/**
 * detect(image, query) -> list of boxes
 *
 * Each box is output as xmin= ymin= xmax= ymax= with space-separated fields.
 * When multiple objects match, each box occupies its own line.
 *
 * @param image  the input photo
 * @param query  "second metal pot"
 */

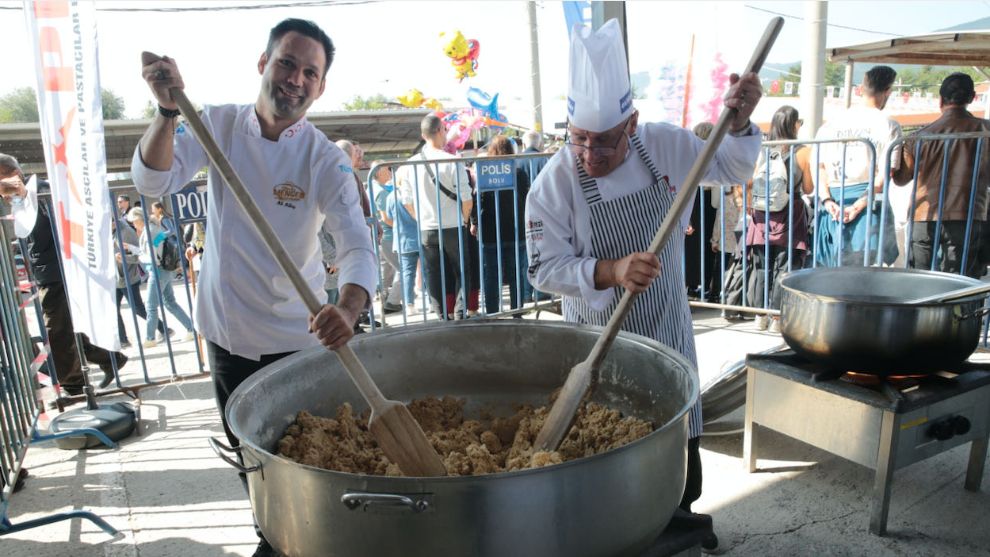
xmin=780 ymin=267 xmax=988 ymax=373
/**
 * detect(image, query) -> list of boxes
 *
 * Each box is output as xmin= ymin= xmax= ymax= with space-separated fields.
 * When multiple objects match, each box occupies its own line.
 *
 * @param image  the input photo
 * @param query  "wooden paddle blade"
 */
xmin=370 ymin=401 xmax=447 ymax=477
xmin=534 ymin=360 xmax=593 ymax=452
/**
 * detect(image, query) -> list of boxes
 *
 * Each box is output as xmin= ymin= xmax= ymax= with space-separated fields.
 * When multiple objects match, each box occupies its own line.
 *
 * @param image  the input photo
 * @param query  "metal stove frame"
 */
xmin=742 ymin=352 xmax=990 ymax=535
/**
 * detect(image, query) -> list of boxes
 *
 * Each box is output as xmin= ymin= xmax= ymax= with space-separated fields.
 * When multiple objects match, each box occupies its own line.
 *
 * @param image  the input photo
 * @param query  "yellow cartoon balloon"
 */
xmin=397 ymin=88 xmax=425 ymax=108
xmin=440 ymin=30 xmax=480 ymax=82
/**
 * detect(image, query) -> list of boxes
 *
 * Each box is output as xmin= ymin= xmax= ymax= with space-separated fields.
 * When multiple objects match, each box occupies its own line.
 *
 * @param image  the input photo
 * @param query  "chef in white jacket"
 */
xmin=525 ymin=19 xmax=762 ymax=521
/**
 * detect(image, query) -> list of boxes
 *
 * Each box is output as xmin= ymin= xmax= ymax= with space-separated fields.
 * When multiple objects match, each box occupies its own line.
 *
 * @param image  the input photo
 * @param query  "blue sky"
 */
xmin=4 ymin=0 xmax=989 ymax=125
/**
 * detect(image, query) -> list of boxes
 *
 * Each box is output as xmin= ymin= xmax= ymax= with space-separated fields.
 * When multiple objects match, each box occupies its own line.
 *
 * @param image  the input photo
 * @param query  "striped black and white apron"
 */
xmin=564 ymin=133 xmax=703 ymax=438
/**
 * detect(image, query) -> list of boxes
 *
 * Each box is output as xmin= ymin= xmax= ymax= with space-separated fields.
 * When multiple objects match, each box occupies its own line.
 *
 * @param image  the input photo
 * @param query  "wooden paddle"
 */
xmin=141 ymin=52 xmax=446 ymax=477
xmin=533 ymin=18 xmax=785 ymax=452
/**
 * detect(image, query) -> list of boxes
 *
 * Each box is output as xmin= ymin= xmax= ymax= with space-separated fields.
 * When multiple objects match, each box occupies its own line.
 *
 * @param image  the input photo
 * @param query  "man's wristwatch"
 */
xmin=158 ymin=105 xmax=181 ymax=119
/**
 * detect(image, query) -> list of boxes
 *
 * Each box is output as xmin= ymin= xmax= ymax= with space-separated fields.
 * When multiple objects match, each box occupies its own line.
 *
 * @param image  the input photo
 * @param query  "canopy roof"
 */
xmin=0 ymin=109 xmax=430 ymax=177
xmin=828 ymin=30 xmax=990 ymax=66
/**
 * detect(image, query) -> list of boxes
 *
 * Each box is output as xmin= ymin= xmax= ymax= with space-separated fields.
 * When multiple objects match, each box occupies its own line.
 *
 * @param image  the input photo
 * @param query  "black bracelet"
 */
xmin=158 ymin=105 xmax=181 ymax=119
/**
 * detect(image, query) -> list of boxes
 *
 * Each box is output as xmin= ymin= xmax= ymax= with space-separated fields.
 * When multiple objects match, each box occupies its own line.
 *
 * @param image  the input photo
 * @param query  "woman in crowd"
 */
xmin=711 ymin=183 xmax=748 ymax=320
xmin=475 ymin=135 xmax=532 ymax=315
xmin=745 ymin=105 xmax=814 ymax=331
xmin=127 ymin=207 xmax=195 ymax=347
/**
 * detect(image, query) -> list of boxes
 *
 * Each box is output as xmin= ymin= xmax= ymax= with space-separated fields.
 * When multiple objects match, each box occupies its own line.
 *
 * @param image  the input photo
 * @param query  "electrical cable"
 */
xmin=0 ymin=0 xmax=376 ymax=11
xmin=744 ymin=4 xmax=903 ymax=37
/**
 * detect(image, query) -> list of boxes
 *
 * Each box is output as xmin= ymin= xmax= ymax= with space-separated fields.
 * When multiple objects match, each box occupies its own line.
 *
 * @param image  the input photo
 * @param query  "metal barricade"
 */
xmin=365 ymin=152 xmax=555 ymax=327
xmin=0 ymin=213 xmax=117 ymax=537
xmin=688 ymin=137 xmax=880 ymax=320
xmin=687 ymin=130 xmax=990 ymax=335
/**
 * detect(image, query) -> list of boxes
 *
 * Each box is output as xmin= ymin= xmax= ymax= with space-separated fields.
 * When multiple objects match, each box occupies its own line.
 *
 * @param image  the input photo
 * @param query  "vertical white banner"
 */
xmin=25 ymin=0 xmax=118 ymax=350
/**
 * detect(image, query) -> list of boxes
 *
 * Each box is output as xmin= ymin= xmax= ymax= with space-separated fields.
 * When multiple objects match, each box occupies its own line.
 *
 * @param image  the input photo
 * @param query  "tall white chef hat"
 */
xmin=567 ymin=18 xmax=633 ymax=133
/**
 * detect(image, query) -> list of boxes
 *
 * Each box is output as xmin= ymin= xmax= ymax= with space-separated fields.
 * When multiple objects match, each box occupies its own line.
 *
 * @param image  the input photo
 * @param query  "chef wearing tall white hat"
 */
xmin=525 ymin=19 xmax=762 ymax=518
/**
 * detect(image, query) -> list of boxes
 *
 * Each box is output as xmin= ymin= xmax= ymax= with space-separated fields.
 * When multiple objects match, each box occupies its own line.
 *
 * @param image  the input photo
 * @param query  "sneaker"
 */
xmin=723 ymin=311 xmax=746 ymax=323
xmin=143 ymin=338 xmax=159 ymax=348
xmin=382 ymin=302 xmax=403 ymax=314
xmin=120 ymin=340 xmax=132 ymax=349
xmin=755 ymin=315 xmax=769 ymax=331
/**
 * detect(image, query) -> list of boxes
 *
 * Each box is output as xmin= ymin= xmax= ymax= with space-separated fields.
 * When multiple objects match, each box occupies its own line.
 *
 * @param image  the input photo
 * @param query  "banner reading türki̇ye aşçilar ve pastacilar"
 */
xmin=25 ymin=0 xmax=118 ymax=350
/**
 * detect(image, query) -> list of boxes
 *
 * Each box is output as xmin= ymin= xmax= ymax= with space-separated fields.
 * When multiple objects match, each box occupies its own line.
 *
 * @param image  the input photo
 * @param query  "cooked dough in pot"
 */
xmin=277 ymin=396 xmax=653 ymax=476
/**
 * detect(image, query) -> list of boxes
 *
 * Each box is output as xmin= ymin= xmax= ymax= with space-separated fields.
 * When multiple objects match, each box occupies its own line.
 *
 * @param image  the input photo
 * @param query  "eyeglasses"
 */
xmin=565 ymin=117 xmax=631 ymax=157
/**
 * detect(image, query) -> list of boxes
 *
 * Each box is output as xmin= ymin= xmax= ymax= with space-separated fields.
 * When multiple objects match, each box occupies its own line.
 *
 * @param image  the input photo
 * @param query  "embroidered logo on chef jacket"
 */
xmin=526 ymin=218 xmax=544 ymax=242
xmin=338 ymin=164 xmax=353 ymax=174
xmin=176 ymin=124 xmax=186 ymax=135
xmin=527 ymin=245 xmax=541 ymax=279
xmin=273 ymin=182 xmax=305 ymax=209
xmin=659 ymin=175 xmax=675 ymax=194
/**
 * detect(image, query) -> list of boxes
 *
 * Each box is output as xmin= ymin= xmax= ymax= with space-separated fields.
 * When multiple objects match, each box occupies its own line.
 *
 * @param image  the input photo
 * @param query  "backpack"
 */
xmin=157 ymin=235 xmax=181 ymax=271
xmin=751 ymin=149 xmax=791 ymax=212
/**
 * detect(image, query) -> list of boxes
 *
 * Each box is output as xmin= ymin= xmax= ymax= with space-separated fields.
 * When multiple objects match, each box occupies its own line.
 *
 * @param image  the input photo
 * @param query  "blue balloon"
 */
xmin=466 ymin=87 xmax=500 ymax=120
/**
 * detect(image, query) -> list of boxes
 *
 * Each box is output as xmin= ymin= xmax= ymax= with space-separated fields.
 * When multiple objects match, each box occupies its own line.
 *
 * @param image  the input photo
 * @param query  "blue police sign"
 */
xmin=477 ymin=161 xmax=516 ymax=192
xmin=171 ymin=187 xmax=208 ymax=222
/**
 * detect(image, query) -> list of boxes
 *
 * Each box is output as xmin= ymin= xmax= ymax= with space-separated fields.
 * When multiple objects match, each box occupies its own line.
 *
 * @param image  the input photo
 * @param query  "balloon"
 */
xmin=443 ymin=108 xmax=488 ymax=151
xmin=423 ymin=98 xmax=444 ymax=111
xmin=397 ymin=88 xmax=424 ymax=108
xmin=441 ymin=30 xmax=480 ymax=82
xmin=466 ymin=87 xmax=500 ymax=120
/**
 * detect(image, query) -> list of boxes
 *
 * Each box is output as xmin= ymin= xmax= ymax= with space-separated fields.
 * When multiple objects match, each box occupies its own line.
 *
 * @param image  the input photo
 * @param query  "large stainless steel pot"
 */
xmin=780 ymin=267 xmax=989 ymax=373
xmin=221 ymin=321 xmax=698 ymax=557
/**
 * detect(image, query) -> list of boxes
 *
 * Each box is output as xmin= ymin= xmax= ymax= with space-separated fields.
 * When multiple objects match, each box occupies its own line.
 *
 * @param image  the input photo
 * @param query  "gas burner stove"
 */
xmin=743 ymin=350 xmax=990 ymax=536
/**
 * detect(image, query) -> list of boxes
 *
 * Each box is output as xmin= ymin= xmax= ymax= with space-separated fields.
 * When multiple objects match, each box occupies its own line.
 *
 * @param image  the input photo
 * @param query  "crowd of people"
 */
xmin=687 ymin=68 xmax=990 ymax=329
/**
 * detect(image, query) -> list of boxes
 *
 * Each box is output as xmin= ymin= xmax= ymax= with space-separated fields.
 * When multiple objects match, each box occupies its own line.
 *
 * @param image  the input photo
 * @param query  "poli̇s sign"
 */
xmin=477 ymin=161 xmax=515 ymax=192
xmin=171 ymin=186 xmax=208 ymax=221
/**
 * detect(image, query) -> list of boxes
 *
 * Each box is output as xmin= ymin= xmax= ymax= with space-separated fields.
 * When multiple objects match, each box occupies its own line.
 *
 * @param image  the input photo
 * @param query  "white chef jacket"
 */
xmin=396 ymin=145 xmax=472 ymax=231
xmin=525 ymin=122 xmax=761 ymax=312
xmin=131 ymin=104 xmax=377 ymax=360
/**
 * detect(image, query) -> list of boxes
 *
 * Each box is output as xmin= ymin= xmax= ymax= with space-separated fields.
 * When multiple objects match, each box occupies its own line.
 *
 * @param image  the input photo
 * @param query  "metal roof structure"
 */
xmin=827 ymin=31 xmax=990 ymax=113
xmin=827 ymin=30 xmax=990 ymax=67
xmin=0 ymin=108 xmax=430 ymax=177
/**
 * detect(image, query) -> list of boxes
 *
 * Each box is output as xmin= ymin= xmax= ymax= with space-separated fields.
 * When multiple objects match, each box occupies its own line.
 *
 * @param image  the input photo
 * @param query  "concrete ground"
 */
xmin=2 ymin=299 xmax=989 ymax=556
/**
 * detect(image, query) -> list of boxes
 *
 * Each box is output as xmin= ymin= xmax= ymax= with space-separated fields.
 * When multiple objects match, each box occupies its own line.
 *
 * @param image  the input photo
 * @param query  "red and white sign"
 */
xmin=25 ymin=0 xmax=118 ymax=350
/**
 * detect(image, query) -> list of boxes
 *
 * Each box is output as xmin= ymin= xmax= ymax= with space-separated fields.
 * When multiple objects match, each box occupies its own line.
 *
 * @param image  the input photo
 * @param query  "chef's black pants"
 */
xmin=207 ymin=341 xmax=295 ymax=550
xmin=679 ymin=437 xmax=702 ymax=512
xmin=206 ymin=341 xmax=295 ymax=451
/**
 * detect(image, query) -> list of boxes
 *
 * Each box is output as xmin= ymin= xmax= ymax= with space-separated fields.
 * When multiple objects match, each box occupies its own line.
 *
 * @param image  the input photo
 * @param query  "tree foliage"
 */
xmin=343 ymin=94 xmax=390 ymax=111
xmin=0 ymin=88 xmax=40 ymax=123
xmin=895 ymin=66 xmax=982 ymax=94
xmin=782 ymin=63 xmax=982 ymax=96
xmin=783 ymin=61 xmax=846 ymax=88
xmin=0 ymin=87 xmax=127 ymax=123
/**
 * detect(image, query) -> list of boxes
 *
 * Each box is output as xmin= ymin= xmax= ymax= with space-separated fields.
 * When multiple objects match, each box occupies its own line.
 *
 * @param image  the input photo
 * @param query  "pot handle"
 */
xmin=957 ymin=306 xmax=990 ymax=321
xmin=341 ymin=492 xmax=430 ymax=513
xmin=208 ymin=437 xmax=261 ymax=474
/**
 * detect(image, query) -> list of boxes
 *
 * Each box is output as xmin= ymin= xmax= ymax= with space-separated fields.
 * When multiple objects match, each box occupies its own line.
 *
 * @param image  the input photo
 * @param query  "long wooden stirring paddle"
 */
xmin=533 ymin=18 xmax=785 ymax=452
xmin=141 ymin=52 xmax=446 ymax=477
